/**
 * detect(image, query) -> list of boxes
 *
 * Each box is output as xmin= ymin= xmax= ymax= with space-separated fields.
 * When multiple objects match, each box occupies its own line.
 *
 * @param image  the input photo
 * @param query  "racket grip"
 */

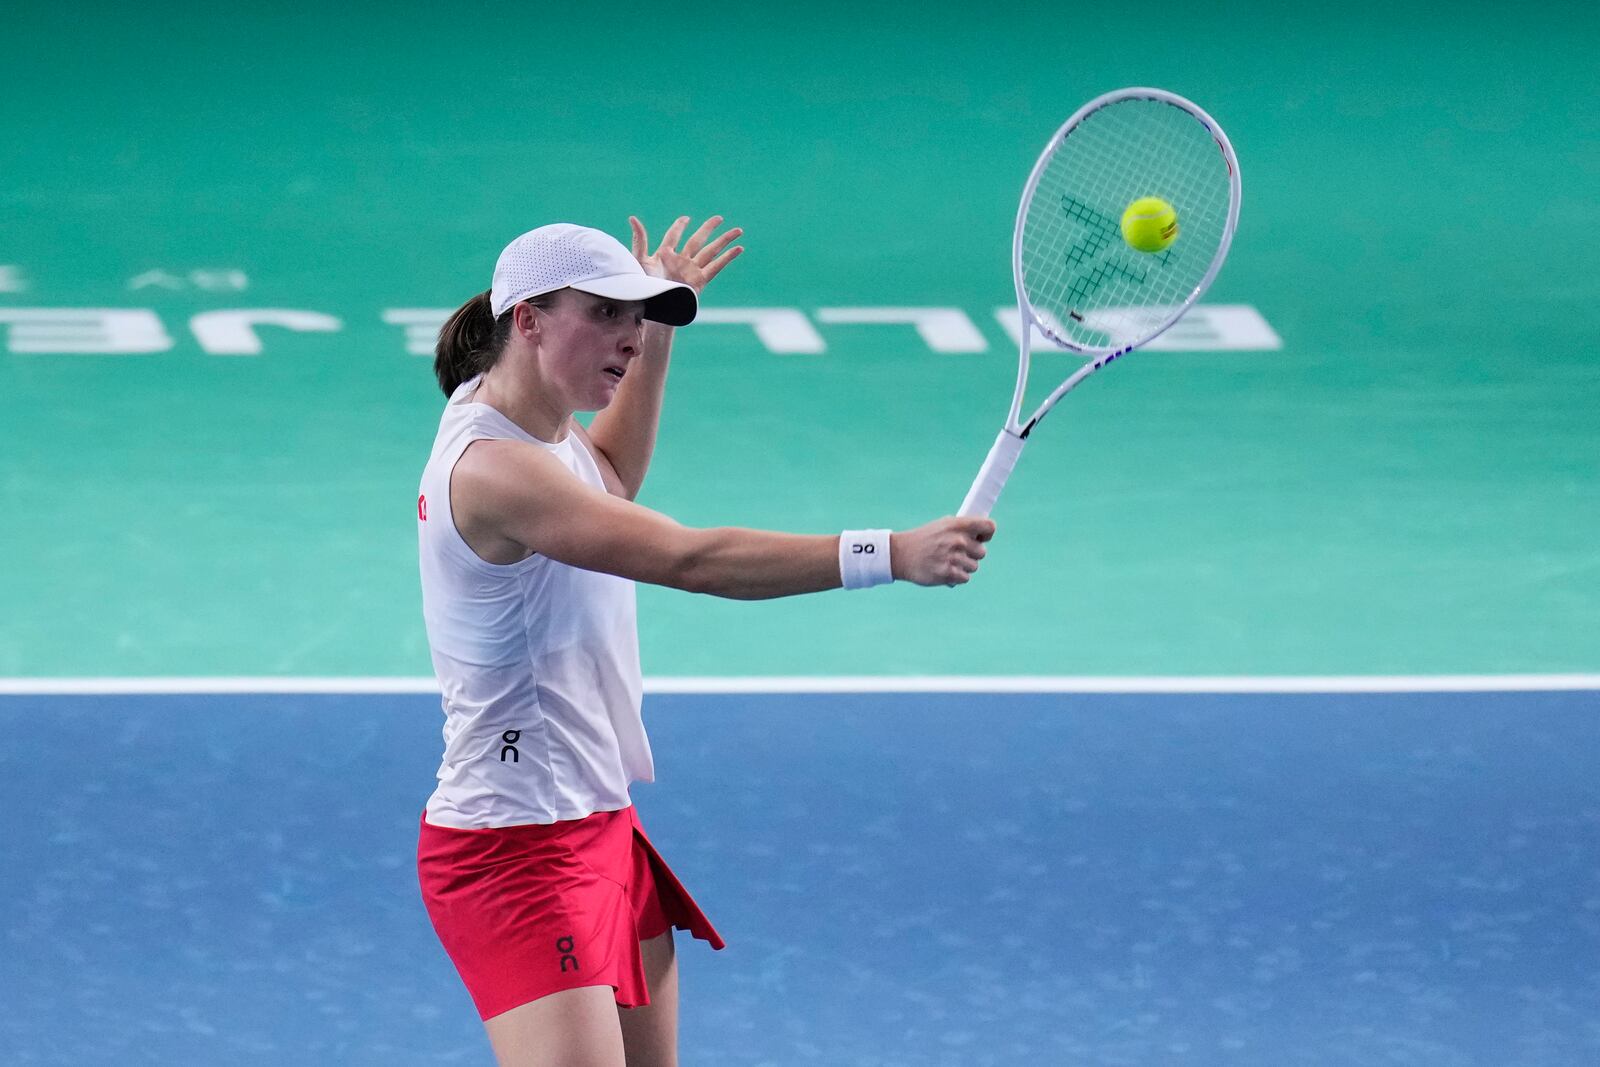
xmin=958 ymin=429 xmax=1026 ymax=518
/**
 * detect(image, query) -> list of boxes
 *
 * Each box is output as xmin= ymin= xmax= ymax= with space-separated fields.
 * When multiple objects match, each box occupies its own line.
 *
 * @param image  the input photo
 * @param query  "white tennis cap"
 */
xmin=489 ymin=223 xmax=698 ymax=326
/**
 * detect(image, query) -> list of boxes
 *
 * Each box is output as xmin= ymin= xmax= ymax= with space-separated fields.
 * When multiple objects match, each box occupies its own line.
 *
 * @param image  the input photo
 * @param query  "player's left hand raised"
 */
xmin=628 ymin=215 xmax=743 ymax=294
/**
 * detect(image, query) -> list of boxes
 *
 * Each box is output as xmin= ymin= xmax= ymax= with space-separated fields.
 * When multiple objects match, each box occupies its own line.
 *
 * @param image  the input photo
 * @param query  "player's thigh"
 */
xmin=618 ymin=930 xmax=678 ymax=1067
xmin=484 ymin=984 xmax=626 ymax=1067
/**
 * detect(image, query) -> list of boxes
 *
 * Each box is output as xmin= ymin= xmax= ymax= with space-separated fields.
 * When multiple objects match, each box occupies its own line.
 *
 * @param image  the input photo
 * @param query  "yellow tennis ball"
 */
xmin=1120 ymin=196 xmax=1179 ymax=253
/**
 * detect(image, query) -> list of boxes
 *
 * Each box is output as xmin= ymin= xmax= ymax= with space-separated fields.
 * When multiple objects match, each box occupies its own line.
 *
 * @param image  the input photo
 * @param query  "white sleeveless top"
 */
xmin=417 ymin=372 xmax=653 ymax=829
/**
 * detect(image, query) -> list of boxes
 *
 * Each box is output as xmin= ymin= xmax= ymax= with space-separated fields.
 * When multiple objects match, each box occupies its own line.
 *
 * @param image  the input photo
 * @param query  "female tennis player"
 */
xmin=416 ymin=216 xmax=995 ymax=1067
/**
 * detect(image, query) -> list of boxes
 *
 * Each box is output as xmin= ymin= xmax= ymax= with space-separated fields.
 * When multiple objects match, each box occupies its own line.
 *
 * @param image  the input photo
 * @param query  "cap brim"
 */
xmin=569 ymin=274 xmax=698 ymax=327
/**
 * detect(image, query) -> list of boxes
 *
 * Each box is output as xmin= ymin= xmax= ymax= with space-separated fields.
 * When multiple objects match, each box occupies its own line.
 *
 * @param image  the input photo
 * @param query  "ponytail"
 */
xmin=433 ymin=288 xmax=562 ymax=397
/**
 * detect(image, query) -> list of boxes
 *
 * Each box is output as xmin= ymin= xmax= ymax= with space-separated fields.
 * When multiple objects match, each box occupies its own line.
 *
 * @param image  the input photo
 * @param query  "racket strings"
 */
xmin=1033 ymin=112 xmax=1209 ymax=328
xmin=1021 ymin=97 xmax=1232 ymax=353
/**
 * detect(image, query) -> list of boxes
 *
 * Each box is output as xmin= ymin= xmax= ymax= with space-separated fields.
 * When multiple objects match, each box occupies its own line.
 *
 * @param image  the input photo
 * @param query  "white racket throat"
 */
xmin=957 ymin=87 xmax=1241 ymax=520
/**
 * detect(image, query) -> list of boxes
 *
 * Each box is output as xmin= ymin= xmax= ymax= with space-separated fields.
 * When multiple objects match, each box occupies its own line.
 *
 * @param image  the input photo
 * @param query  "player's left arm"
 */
xmin=582 ymin=317 xmax=676 ymax=500
xmin=585 ymin=215 xmax=742 ymax=500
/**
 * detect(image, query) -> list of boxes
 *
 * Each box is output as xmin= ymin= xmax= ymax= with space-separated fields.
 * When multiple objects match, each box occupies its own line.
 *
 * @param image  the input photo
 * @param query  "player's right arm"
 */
xmin=452 ymin=439 xmax=994 ymax=600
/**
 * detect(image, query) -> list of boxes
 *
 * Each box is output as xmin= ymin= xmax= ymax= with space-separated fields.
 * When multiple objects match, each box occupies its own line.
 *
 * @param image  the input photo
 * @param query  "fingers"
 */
xmin=698 ymin=244 xmax=744 ymax=285
xmin=638 ymin=216 xmax=745 ymax=293
xmin=954 ymin=542 xmax=984 ymax=568
xmin=682 ymin=215 xmax=724 ymax=257
xmin=656 ymin=215 xmax=691 ymax=257
xmin=628 ymin=216 xmax=648 ymax=260
xmin=940 ymin=517 xmax=996 ymax=549
xmin=696 ymin=225 xmax=743 ymax=264
xmin=942 ymin=516 xmax=994 ymax=582
xmin=658 ymin=215 xmax=744 ymax=259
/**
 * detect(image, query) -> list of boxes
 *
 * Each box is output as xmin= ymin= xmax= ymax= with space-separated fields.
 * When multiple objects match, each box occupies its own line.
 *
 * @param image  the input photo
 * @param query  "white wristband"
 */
xmin=839 ymin=529 xmax=893 ymax=590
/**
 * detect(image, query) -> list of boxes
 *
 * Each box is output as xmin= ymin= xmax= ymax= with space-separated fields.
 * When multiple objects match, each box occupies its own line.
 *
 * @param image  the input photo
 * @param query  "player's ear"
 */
xmin=513 ymin=301 xmax=541 ymax=339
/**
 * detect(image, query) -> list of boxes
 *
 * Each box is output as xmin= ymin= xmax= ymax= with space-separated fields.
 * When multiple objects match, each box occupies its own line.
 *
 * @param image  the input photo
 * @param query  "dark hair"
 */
xmin=433 ymin=289 xmax=560 ymax=397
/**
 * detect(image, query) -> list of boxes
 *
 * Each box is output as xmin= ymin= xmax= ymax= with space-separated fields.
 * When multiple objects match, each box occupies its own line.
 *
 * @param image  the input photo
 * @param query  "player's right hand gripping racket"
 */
xmin=958 ymin=87 xmax=1242 ymax=518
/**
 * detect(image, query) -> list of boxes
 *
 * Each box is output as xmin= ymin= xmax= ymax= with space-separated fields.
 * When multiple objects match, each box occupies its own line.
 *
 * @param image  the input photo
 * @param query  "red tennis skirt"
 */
xmin=417 ymin=803 xmax=725 ymax=1021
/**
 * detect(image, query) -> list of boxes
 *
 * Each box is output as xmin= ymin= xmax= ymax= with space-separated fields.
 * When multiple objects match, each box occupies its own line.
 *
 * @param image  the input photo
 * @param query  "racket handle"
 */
xmin=958 ymin=429 xmax=1026 ymax=518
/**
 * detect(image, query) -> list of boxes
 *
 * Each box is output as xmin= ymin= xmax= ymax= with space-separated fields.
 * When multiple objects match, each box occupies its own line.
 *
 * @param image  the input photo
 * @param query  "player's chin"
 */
xmin=589 ymin=375 xmax=623 ymax=408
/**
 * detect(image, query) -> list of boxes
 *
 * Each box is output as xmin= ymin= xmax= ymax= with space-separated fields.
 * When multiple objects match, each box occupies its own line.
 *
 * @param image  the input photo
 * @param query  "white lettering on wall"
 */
xmin=815 ymin=307 xmax=987 ymax=353
xmin=128 ymin=269 xmax=250 ymax=291
xmin=127 ymin=271 xmax=185 ymax=291
xmin=382 ymin=309 xmax=451 ymax=355
xmin=190 ymin=310 xmax=342 ymax=356
xmin=992 ymin=304 xmax=1283 ymax=352
xmin=693 ymin=308 xmax=825 ymax=354
xmin=382 ymin=307 xmax=833 ymax=357
xmin=1141 ymin=305 xmax=1282 ymax=351
xmin=0 ymin=305 xmax=1283 ymax=356
xmin=0 ymin=309 xmax=173 ymax=354
xmin=187 ymin=270 xmax=249 ymax=292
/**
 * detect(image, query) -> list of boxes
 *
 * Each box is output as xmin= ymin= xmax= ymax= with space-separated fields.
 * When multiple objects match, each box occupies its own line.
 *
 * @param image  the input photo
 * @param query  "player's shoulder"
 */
xmin=454 ymin=436 xmax=567 ymax=498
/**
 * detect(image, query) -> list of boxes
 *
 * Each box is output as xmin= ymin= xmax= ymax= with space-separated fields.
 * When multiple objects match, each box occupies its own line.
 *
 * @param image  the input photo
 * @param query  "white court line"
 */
xmin=0 ymin=675 xmax=1597 ymax=695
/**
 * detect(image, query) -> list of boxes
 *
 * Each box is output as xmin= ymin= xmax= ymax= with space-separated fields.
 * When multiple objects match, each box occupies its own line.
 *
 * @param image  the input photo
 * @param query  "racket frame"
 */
xmin=958 ymin=88 xmax=1240 ymax=518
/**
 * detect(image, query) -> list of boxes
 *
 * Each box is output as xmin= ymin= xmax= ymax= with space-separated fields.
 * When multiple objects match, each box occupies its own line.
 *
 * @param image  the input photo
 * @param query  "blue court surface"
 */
xmin=3 ymin=689 xmax=1598 ymax=1066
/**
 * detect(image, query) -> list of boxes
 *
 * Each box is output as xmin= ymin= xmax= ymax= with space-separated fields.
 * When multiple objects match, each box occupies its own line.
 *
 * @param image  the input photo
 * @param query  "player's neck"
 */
xmin=474 ymin=363 xmax=572 ymax=444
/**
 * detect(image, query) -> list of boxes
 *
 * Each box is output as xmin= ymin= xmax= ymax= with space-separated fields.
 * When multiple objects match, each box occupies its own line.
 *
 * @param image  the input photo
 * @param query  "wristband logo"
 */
xmin=851 ymin=544 xmax=876 ymax=554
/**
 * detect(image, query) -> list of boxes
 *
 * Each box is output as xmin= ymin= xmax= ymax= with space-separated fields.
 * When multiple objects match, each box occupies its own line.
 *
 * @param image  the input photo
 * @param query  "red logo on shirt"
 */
xmin=418 ymin=494 xmax=428 ymax=521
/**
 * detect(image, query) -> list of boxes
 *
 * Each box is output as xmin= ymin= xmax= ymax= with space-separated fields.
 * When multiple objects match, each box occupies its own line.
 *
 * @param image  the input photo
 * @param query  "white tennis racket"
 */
xmin=959 ymin=87 xmax=1242 ymax=518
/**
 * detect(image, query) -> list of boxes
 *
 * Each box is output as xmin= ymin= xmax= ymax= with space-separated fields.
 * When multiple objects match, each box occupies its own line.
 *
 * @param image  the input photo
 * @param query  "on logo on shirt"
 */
xmin=418 ymin=494 xmax=428 ymax=521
